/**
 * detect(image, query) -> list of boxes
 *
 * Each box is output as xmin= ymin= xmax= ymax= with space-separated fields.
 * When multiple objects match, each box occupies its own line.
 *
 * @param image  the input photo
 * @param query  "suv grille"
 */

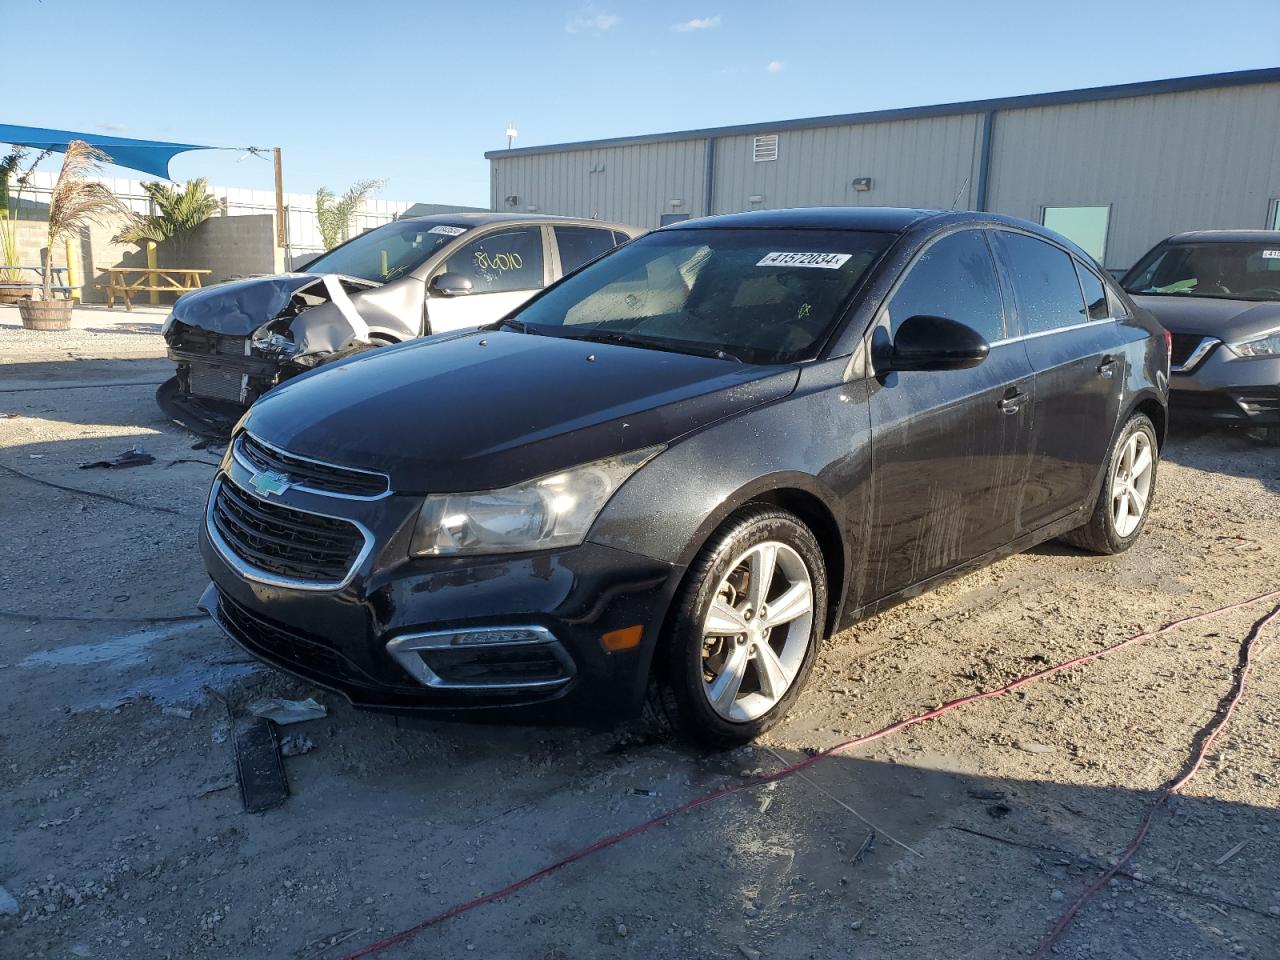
xmin=1169 ymin=333 xmax=1216 ymax=371
xmin=237 ymin=433 xmax=389 ymax=498
xmin=210 ymin=478 xmax=366 ymax=584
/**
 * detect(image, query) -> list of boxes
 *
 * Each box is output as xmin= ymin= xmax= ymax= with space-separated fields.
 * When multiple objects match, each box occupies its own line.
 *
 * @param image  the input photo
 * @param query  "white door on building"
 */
xmin=426 ymin=225 xmax=548 ymax=333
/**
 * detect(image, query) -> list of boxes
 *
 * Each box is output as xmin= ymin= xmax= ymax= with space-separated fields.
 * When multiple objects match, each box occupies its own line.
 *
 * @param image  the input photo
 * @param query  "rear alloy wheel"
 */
xmin=647 ymin=507 xmax=826 ymax=747
xmin=1061 ymin=413 xmax=1159 ymax=554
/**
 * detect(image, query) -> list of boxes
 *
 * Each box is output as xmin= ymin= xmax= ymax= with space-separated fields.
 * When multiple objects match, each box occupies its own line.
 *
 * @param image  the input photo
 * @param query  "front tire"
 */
xmin=1061 ymin=413 xmax=1159 ymax=555
xmin=648 ymin=506 xmax=827 ymax=748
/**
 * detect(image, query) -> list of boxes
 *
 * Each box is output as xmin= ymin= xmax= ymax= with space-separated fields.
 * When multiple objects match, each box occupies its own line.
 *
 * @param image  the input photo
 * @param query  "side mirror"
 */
xmin=888 ymin=314 xmax=990 ymax=371
xmin=429 ymin=273 xmax=473 ymax=298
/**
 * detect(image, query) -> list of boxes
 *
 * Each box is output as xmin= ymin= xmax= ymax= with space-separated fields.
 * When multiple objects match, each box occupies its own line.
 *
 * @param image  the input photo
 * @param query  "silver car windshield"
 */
xmin=303 ymin=222 xmax=466 ymax=283
xmin=508 ymin=228 xmax=893 ymax=364
xmin=1123 ymin=241 xmax=1280 ymax=302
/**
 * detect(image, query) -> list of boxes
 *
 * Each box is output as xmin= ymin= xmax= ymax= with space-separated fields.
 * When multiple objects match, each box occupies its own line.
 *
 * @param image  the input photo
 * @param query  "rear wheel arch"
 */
xmin=1133 ymin=396 xmax=1166 ymax=449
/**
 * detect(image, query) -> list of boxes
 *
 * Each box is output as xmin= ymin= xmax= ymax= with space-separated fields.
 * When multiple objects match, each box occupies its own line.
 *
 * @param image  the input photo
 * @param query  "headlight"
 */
xmin=410 ymin=446 xmax=663 ymax=557
xmin=1231 ymin=330 xmax=1280 ymax=358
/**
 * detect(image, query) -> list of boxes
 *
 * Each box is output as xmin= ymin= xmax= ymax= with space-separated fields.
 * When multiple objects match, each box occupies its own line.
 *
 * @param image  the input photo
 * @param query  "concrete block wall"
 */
xmin=3 ymin=210 xmax=281 ymax=302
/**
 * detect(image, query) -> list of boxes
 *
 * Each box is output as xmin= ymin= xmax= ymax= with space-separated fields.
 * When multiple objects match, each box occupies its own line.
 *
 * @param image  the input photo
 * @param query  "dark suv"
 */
xmin=198 ymin=208 xmax=1168 ymax=745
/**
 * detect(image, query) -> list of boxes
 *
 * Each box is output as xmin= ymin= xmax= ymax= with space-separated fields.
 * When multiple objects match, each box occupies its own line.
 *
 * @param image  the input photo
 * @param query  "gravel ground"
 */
xmin=2 ymin=313 xmax=1279 ymax=960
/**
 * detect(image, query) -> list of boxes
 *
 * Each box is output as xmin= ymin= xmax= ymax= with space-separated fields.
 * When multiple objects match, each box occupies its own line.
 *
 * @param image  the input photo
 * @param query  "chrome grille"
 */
xmin=209 ymin=478 xmax=366 ymax=586
xmin=236 ymin=432 xmax=389 ymax=499
xmin=1169 ymin=334 xmax=1217 ymax=373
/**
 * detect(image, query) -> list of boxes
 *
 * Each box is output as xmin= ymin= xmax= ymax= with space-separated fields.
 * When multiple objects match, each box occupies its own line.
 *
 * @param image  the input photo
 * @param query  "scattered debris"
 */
xmin=851 ymin=831 xmax=876 ymax=865
xmin=1214 ymin=840 xmax=1248 ymax=866
xmin=0 ymin=884 xmax=18 ymax=915
xmin=78 ymin=446 xmax=155 ymax=470
xmin=38 ymin=807 xmax=82 ymax=830
xmin=629 ymin=787 xmax=658 ymax=798
xmin=738 ymin=945 xmax=762 ymax=960
xmin=987 ymin=803 xmax=1013 ymax=819
xmin=280 ymin=734 xmax=316 ymax=757
xmin=195 ymin=778 xmax=236 ymax=798
xmin=233 ymin=718 xmax=289 ymax=814
xmin=162 ymin=706 xmax=193 ymax=720
xmin=248 ymin=697 xmax=327 ymax=725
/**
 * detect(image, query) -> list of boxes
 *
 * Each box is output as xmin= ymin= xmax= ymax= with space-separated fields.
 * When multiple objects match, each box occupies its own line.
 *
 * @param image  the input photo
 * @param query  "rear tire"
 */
xmin=1061 ymin=413 xmax=1159 ymax=555
xmin=646 ymin=506 xmax=827 ymax=748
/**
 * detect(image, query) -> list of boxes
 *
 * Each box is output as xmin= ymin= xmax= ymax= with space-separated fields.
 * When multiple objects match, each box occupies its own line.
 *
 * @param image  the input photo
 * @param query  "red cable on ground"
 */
xmin=1031 ymin=597 xmax=1280 ymax=959
xmin=341 ymin=588 xmax=1280 ymax=960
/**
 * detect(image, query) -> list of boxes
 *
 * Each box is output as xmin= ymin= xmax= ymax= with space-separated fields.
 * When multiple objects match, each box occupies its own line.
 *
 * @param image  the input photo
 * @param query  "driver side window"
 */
xmin=442 ymin=228 xmax=545 ymax=294
xmin=885 ymin=230 xmax=1005 ymax=343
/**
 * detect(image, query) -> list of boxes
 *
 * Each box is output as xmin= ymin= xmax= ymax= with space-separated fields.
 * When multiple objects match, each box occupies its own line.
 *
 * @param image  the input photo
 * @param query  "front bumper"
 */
xmin=198 ymin=470 xmax=681 ymax=723
xmin=1168 ymin=346 xmax=1280 ymax=427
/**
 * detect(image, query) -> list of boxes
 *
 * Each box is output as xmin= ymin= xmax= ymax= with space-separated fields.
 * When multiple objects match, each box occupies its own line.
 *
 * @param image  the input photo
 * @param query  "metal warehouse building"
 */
xmin=486 ymin=68 xmax=1280 ymax=272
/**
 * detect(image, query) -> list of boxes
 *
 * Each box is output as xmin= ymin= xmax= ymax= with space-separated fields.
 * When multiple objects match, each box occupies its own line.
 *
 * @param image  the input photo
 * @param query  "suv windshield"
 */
xmin=1122 ymin=241 xmax=1280 ymax=302
xmin=303 ymin=221 xmax=468 ymax=283
xmin=507 ymin=228 xmax=893 ymax=363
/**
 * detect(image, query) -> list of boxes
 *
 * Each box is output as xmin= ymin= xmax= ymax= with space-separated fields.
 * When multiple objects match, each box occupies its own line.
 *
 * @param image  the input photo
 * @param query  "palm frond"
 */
xmin=113 ymin=177 xmax=220 ymax=245
xmin=315 ymin=179 xmax=384 ymax=250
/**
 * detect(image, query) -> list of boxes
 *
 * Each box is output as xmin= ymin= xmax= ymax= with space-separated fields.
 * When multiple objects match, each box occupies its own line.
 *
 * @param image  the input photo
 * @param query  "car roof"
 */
xmin=1166 ymin=229 xmax=1280 ymax=244
xmin=665 ymin=206 xmax=942 ymax=232
xmin=398 ymin=211 xmax=642 ymax=234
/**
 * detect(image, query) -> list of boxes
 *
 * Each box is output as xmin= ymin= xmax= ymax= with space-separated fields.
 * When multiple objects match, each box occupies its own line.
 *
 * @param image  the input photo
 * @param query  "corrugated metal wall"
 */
xmin=490 ymin=139 xmax=707 ymax=227
xmin=711 ymin=114 xmax=983 ymax=215
xmin=987 ymin=83 xmax=1280 ymax=268
xmin=489 ymin=79 xmax=1280 ymax=270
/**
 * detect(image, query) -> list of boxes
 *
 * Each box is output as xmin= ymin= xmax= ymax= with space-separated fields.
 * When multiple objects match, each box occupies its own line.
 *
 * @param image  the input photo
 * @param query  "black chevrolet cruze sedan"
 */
xmin=199 ymin=208 xmax=1169 ymax=745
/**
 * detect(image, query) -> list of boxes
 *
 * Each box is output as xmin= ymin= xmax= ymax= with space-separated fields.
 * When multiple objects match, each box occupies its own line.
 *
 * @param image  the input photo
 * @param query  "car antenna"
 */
xmin=949 ymin=175 xmax=972 ymax=211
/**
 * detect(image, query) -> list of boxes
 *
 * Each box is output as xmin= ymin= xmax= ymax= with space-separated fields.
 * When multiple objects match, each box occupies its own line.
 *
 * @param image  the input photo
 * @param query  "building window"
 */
xmin=1041 ymin=205 xmax=1110 ymax=263
xmin=753 ymin=135 xmax=779 ymax=162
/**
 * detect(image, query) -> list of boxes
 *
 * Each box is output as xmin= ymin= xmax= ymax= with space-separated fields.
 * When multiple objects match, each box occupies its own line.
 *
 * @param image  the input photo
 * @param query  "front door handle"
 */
xmin=997 ymin=388 xmax=1027 ymax=414
xmin=1097 ymin=355 xmax=1118 ymax=378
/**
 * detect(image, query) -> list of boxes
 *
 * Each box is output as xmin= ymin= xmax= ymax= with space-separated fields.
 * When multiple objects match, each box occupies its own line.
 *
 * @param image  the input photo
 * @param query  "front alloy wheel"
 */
xmin=648 ymin=506 xmax=827 ymax=746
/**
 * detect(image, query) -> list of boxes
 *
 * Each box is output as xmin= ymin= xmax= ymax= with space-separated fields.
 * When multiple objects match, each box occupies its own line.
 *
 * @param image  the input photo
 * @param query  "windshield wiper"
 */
xmin=495 ymin=317 xmax=532 ymax=333
xmin=558 ymin=328 xmax=747 ymax=363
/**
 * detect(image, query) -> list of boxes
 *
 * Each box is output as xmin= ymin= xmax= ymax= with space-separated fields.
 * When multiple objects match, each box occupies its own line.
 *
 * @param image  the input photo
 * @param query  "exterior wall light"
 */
xmin=852 ymin=178 xmax=873 ymax=192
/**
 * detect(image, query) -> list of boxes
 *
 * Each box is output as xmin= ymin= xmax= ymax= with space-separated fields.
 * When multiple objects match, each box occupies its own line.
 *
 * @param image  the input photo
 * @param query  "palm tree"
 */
xmin=114 ymin=177 xmax=221 ymax=262
xmin=315 ymin=178 xmax=385 ymax=250
xmin=40 ymin=140 xmax=126 ymax=301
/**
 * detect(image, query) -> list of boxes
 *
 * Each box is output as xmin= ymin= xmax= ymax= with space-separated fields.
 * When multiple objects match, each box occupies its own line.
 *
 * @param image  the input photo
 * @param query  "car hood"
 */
xmin=244 ymin=330 xmax=800 ymax=492
xmin=169 ymin=273 xmax=380 ymax=337
xmin=1130 ymin=294 xmax=1280 ymax=341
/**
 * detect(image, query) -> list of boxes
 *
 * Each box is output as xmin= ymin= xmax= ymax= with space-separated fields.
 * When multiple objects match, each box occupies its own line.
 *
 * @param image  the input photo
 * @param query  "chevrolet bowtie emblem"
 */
xmin=249 ymin=469 xmax=292 ymax=497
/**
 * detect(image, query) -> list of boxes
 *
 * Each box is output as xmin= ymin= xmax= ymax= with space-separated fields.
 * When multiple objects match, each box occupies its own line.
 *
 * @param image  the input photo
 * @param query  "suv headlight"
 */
xmin=410 ymin=446 xmax=663 ymax=557
xmin=1231 ymin=330 xmax=1280 ymax=358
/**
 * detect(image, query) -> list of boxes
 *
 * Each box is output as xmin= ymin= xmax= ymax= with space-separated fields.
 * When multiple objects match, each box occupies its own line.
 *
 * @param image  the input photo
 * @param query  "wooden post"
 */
xmin=65 ymin=238 xmax=81 ymax=303
xmin=146 ymin=240 xmax=159 ymax=306
xmin=273 ymin=147 xmax=286 ymax=249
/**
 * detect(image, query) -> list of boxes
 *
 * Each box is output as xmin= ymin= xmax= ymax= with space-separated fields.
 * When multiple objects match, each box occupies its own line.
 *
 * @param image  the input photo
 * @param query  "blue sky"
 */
xmin=6 ymin=0 xmax=1276 ymax=206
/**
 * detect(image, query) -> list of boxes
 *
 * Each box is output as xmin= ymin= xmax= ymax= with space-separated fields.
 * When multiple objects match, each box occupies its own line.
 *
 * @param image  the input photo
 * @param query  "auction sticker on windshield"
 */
xmin=756 ymin=252 xmax=853 ymax=269
xmin=429 ymin=225 xmax=468 ymax=237
xmin=1262 ymin=249 xmax=1280 ymax=259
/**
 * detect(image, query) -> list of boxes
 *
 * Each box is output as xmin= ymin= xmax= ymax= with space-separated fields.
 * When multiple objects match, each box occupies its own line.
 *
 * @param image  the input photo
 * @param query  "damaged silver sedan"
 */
xmin=159 ymin=213 xmax=642 ymax=434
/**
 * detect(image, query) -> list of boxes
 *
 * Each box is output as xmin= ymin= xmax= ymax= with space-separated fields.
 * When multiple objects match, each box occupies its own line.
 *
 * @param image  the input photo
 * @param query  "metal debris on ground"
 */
xmin=0 ymin=884 xmax=20 ymax=915
xmin=78 ymin=446 xmax=156 ymax=470
xmin=248 ymin=697 xmax=327 ymax=725
xmin=161 ymin=706 xmax=193 ymax=719
xmin=233 ymin=718 xmax=289 ymax=814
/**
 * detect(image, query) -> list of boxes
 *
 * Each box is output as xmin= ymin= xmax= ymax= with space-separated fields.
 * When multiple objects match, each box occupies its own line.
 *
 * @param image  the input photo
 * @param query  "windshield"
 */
xmin=303 ymin=221 xmax=468 ymax=283
xmin=1122 ymin=241 xmax=1280 ymax=302
xmin=506 ymin=228 xmax=893 ymax=363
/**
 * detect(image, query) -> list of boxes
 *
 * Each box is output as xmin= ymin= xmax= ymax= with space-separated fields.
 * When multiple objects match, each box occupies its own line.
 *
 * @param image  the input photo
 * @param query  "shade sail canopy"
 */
xmin=0 ymin=124 xmax=217 ymax=178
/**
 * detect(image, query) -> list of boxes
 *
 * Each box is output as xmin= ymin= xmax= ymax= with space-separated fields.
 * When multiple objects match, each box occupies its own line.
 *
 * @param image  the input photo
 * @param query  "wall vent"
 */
xmin=752 ymin=135 xmax=779 ymax=162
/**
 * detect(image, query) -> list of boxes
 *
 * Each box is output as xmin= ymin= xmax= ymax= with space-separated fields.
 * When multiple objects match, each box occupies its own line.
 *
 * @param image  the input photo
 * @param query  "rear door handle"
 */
xmin=1098 ymin=355 xmax=1118 ymax=378
xmin=997 ymin=388 xmax=1027 ymax=414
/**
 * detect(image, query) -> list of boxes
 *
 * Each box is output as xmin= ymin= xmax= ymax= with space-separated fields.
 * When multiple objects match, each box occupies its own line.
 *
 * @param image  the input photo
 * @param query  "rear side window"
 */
xmin=442 ymin=227 xmax=544 ymax=294
xmin=555 ymin=226 xmax=617 ymax=274
xmin=884 ymin=229 xmax=1005 ymax=343
xmin=995 ymin=231 xmax=1087 ymax=334
xmin=1074 ymin=260 xmax=1109 ymax=321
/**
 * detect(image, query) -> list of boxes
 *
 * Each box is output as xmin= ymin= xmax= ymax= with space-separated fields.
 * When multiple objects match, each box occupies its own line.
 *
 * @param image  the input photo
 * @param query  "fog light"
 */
xmin=386 ymin=626 xmax=575 ymax=691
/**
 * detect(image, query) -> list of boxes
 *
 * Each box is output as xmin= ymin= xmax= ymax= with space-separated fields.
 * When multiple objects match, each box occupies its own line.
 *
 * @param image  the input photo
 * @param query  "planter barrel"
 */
xmin=17 ymin=298 xmax=73 ymax=331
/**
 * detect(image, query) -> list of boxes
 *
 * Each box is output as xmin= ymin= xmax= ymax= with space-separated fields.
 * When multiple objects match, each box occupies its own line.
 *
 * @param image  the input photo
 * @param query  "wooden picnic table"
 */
xmin=106 ymin=267 xmax=212 ymax=310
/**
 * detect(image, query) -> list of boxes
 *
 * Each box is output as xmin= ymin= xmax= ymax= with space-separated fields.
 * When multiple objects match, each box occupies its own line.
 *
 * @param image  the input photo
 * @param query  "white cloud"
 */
xmin=766 ymin=60 xmax=784 ymax=74
xmin=672 ymin=15 xmax=721 ymax=31
xmin=566 ymin=11 xmax=621 ymax=33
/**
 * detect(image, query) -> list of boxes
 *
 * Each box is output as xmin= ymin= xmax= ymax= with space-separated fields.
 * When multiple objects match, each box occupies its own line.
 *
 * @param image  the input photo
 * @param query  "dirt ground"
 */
xmin=2 ymin=303 xmax=1279 ymax=960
